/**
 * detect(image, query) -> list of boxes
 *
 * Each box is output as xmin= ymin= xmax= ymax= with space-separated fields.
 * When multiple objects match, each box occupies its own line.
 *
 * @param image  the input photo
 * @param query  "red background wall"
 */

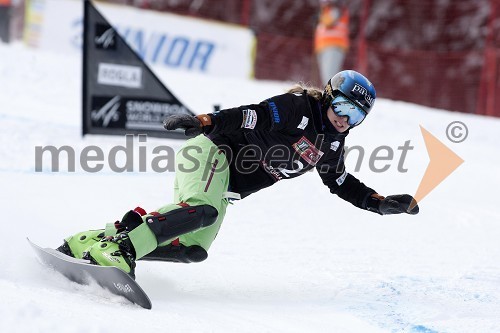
xmin=108 ymin=0 xmax=500 ymax=116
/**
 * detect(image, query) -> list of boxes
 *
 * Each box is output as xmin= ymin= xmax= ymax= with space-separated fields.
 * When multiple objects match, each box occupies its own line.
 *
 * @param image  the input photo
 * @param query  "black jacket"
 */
xmin=206 ymin=91 xmax=377 ymax=210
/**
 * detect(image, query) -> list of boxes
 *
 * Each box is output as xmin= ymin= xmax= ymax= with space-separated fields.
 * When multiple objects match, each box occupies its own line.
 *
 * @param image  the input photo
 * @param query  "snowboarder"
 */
xmin=57 ymin=70 xmax=419 ymax=278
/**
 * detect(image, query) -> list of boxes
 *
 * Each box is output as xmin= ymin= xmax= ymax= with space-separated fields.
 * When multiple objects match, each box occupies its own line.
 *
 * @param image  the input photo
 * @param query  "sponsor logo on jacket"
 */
xmin=292 ymin=136 xmax=324 ymax=166
xmin=297 ymin=116 xmax=309 ymax=130
xmin=330 ymin=141 xmax=340 ymax=151
xmin=336 ymin=170 xmax=347 ymax=185
xmin=261 ymin=161 xmax=283 ymax=181
xmin=241 ymin=109 xmax=257 ymax=129
xmin=268 ymin=101 xmax=280 ymax=124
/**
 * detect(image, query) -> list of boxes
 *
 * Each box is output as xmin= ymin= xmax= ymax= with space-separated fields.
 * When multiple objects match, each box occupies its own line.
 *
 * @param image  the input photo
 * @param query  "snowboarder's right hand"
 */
xmin=163 ymin=114 xmax=212 ymax=136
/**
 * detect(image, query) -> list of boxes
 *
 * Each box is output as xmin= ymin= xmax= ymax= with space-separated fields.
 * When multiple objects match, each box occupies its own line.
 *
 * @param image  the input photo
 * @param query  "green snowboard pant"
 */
xmin=128 ymin=135 xmax=231 ymax=259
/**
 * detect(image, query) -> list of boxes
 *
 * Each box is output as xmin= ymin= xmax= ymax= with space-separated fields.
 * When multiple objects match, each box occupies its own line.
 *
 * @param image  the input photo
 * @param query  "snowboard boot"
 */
xmin=57 ymin=229 xmax=105 ymax=259
xmin=86 ymin=233 xmax=137 ymax=278
xmin=56 ymin=207 xmax=147 ymax=260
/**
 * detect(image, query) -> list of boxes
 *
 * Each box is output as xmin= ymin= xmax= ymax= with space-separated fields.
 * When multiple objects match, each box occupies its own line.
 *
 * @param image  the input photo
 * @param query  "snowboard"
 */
xmin=27 ymin=238 xmax=152 ymax=309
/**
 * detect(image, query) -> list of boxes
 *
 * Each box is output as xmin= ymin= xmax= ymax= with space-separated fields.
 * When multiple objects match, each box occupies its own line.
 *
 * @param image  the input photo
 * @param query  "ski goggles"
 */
xmin=331 ymin=95 xmax=367 ymax=127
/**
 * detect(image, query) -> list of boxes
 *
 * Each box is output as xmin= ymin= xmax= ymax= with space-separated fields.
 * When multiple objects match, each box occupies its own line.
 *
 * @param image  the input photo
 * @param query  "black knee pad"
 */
xmin=141 ymin=244 xmax=208 ymax=263
xmin=145 ymin=204 xmax=218 ymax=244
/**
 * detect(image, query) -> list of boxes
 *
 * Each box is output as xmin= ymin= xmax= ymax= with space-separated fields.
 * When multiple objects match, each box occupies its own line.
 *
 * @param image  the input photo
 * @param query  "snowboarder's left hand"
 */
xmin=367 ymin=193 xmax=419 ymax=215
xmin=378 ymin=194 xmax=419 ymax=215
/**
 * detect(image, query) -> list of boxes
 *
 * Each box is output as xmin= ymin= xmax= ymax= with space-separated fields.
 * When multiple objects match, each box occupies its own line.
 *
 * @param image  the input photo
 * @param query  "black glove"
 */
xmin=163 ymin=114 xmax=203 ymax=136
xmin=367 ymin=194 xmax=419 ymax=215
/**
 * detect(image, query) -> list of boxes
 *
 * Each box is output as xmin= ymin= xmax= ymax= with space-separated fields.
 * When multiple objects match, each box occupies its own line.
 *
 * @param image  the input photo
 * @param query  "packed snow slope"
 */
xmin=1 ymin=43 xmax=500 ymax=333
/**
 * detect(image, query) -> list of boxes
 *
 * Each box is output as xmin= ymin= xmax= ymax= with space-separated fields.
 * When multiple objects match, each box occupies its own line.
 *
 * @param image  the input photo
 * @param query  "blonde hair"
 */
xmin=287 ymin=82 xmax=323 ymax=101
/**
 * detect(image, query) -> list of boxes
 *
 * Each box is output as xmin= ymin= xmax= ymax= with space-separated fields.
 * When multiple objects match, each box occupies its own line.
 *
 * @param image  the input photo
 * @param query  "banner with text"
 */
xmin=24 ymin=0 xmax=255 ymax=78
xmin=83 ymin=0 xmax=193 ymax=138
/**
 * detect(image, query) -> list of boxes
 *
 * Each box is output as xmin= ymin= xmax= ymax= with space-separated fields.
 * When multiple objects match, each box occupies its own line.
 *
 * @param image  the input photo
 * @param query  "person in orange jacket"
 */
xmin=314 ymin=0 xmax=350 ymax=84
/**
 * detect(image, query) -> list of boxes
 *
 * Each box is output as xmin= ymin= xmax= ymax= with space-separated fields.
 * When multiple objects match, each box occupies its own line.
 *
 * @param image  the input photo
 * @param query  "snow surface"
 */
xmin=1 ymin=42 xmax=500 ymax=333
